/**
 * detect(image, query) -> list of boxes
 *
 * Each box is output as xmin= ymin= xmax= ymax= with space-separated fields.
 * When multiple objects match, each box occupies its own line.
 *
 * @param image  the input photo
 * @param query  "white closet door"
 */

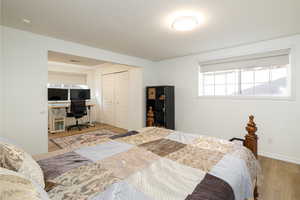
xmin=102 ymin=74 xmax=115 ymax=125
xmin=114 ymin=71 xmax=129 ymax=129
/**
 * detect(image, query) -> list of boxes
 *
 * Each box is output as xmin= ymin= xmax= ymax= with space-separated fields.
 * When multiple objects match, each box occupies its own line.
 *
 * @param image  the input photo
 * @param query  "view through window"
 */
xmin=199 ymin=66 xmax=288 ymax=96
xmin=199 ymin=50 xmax=290 ymax=97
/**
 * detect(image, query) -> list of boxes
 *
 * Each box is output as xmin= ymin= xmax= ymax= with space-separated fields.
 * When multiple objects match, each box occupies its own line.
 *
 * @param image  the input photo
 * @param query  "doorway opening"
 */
xmin=47 ymin=51 xmax=143 ymax=152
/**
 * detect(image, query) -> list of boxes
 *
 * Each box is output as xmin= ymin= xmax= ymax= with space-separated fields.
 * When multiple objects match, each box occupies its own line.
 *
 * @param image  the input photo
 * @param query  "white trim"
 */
xmin=199 ymin=49 xmax=290 ymax=67
xmin=48 ymin=61 xmax=95 ymax=70
xmin=200 ymin=54 xmax=290 ymax=73
xmin=196 ymin=95 xmax=294 ymax=101
xmin=259 ymin=151 xmax=300 ymax=165
xmin=288 ymin=45 xmax=297 ymax=102
xmin=101 ymin=70 xmax=129 ymax=76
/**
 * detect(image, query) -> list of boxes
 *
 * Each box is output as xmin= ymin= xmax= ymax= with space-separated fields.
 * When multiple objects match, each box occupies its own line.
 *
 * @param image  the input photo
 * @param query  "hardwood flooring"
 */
xmin=258 ymin=156 xmax=300 ymax=200
xmin=48 ymin=125 xmax=300 ymax=200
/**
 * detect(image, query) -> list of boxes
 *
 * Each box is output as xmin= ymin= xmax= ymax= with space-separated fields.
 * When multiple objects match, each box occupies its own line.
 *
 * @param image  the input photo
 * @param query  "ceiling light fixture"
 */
xmin=168 ymin=10 xmax=205 ymax=32
xmin=172 ymin=16 xmax=199 ymax=31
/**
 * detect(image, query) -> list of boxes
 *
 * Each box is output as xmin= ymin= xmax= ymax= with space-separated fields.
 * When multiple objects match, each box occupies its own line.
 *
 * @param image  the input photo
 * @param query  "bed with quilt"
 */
xmin=0 ymin=117 xmax=261 ymax=200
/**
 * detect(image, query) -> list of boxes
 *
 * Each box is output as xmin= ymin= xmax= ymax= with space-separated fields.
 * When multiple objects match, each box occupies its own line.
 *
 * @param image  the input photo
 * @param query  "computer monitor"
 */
xmin=48 ymin=88 xmax=68 ymax=101
xmin=70 ymin=89 xmax=91 ymax=100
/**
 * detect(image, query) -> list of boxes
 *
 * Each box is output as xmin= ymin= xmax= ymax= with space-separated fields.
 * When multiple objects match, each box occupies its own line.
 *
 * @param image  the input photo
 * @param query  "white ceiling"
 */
xmin=48 ymin=51 xmax=107 ymax=66
xmin=3 ymin=0 xmax=300 ymax=61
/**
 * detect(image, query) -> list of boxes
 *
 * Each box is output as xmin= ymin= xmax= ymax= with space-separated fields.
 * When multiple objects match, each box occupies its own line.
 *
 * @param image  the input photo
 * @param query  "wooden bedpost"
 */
xmin=244 ymin=115 xmax=258 ymax=158
xmin=244 ymin=115 xmax=259 ymax=200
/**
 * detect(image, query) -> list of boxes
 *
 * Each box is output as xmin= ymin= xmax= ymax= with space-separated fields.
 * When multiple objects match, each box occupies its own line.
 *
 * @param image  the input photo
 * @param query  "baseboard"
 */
xmin=259 ymin=151 xmax=300 ymax=165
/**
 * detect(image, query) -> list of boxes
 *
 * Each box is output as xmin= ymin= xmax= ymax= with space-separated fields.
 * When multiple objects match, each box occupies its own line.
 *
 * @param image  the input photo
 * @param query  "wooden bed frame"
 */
xmin=230 ymin=115 xmax=259 ymax=200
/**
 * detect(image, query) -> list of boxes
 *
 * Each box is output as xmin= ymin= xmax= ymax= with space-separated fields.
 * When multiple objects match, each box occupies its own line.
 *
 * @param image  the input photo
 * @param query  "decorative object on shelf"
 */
xmin=146 ymin=86 xmax=174 ymax=129
xmin=159 ymin=94 xmax=166 ymax=100
xmin=148 ymin=88 xmax=156 ymax=100
xmin=146 ymin=106 xmax=155 ymax=127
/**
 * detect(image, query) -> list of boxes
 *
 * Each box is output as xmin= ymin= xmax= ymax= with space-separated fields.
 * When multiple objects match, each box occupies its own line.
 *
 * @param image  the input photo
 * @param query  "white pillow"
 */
xmin=0 ymin=141 xmax=45 ymax=188
xmin=0 ymin=167 xmax=49 ymax=200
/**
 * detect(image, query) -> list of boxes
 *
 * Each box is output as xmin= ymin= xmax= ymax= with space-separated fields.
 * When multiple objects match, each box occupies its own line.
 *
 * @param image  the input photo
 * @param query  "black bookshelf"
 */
xmin=146 ymin=86 xmax=174 ymax=130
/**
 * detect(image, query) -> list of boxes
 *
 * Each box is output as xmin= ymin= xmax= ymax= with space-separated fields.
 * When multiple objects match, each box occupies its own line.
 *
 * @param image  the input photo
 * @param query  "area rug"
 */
xmin=50 ymin=129 xmax=120 ymax=149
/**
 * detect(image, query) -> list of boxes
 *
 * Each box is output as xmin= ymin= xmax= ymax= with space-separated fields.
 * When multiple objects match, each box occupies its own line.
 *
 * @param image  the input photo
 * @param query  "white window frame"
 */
xmin=198 ymin=49 xmax=295 ymax=101
xmin=47 ymin=83 xmax=89 ymax=89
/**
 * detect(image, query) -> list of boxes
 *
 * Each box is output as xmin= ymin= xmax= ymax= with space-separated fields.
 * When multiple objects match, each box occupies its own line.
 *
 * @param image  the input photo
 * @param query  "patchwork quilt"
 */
xmin=35 ymin=127 xmax=261 ymax=200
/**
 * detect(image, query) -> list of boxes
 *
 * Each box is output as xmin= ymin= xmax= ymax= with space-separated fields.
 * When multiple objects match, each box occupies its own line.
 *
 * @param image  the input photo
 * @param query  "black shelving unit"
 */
xmin=146 ymin=86 xmax=174 ymax=130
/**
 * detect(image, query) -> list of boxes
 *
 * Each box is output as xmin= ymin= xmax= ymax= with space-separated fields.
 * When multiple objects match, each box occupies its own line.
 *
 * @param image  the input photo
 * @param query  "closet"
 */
xmin=102 ymin=71 xmax=129 ymax=129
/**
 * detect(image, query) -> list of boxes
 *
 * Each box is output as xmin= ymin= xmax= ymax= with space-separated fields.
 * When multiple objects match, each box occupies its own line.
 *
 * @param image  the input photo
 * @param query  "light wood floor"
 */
xmin=258 ymin=156 xmax=300 ymax=200
xmin=48 ymin=125 xmax=300 ymax=200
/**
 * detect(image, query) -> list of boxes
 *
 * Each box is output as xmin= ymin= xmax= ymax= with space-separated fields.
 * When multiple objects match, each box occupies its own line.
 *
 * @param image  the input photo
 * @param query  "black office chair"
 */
xmin=66 ymin=100 xmax=88 ymax=131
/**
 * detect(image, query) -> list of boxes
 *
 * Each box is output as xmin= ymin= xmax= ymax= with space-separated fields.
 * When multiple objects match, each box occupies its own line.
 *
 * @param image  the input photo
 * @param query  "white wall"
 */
xmin=3 ymin=27 xmax=48 ymax=154
xmin=48 ymin=71 xmax=87 ymax=85
xmin=0 ymin=2 xmax=3 ymax=137
xmin=0 ymin=27 xmax=2 ymax=137
xmin=128 ymin=68 xmax=144 ymax=130
xmin=2 ymin=26 xmax=154 ymax=154
xmin=156 ymin=34 xmax=300 ymax=164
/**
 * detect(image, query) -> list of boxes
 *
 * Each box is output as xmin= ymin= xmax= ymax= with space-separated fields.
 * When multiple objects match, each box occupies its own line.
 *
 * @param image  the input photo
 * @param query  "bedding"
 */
xmin=0 ymin=167 xmax=49 ymax=200
xmin=0 ymin=140 xmax=45 ymax=188
xmin=35 ymin=127 xmax=261 ymax=200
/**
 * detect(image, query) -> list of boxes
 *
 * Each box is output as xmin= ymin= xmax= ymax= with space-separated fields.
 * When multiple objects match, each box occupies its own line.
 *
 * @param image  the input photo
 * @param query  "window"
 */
xmin=199 ymin=49 xmax=291 ymax=98
xmin=47 ymin=83 xmax=89 ymax=89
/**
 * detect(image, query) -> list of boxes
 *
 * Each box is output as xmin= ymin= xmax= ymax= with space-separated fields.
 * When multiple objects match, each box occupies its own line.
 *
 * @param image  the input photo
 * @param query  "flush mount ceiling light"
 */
xmin=168 ymin=11 xmax=205 ymax=32
xmin=172 ymin=16 xmax=199 ymax=31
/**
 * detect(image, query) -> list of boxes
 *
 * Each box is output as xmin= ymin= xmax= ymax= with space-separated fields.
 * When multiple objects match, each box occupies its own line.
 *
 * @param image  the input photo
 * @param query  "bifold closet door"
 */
xmin=114 ymin=71 xmax=129 ymax=129
xmin=102 ymin=74 xmax=115 ymax=126
xmin=102 ymin=71 xmax=129 ymax=129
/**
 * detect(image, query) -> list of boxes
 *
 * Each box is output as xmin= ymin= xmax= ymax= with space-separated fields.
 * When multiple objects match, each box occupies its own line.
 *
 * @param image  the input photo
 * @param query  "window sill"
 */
xmin=197 ymin=95 xmax=294 ymax=101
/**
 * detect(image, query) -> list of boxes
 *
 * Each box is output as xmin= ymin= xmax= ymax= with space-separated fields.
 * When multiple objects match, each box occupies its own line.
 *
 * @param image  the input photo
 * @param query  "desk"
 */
xmin=48 ymin=101 xmax=95 ymax=133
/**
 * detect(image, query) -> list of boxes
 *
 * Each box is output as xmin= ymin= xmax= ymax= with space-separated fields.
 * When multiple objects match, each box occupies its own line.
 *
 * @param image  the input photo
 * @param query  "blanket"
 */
xmin=36 ymin=128 xmax=261 ymax=200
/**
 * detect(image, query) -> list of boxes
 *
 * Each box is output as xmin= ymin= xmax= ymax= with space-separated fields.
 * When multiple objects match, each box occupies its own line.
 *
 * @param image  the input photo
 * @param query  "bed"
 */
xmin=33 ymin=115 xmax=261 ymax=200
